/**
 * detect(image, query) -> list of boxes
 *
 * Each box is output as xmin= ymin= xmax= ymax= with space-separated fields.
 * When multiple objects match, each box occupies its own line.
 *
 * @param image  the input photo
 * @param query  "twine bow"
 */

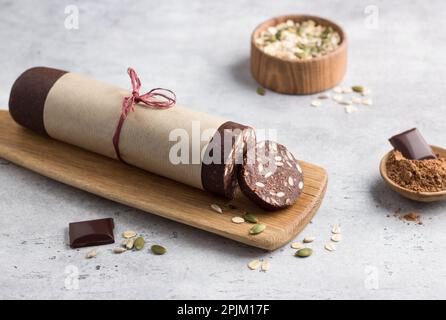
xmin=112 ymin=68 xmax=176 ymax=162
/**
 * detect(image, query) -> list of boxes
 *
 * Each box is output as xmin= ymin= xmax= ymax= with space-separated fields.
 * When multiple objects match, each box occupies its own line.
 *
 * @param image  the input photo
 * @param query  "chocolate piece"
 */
xmin=389 ymin=128 xmax=436 ymax=160
xmin=238 ymin=141 xmax=304 ymax=211
xmin=202 ymin=122 xmax=255 ymax=199
xmin=9 ymin=67 xmax=67 ymax=136
xmin=69 ymin=218 xmax=115 ymax=248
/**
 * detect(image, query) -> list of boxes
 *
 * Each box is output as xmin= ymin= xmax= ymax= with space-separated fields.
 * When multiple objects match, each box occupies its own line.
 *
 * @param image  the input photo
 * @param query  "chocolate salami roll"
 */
xmin=9 ymin=67 xmax=254 ymax=199
xmin=238 ymin=141 xmax=304 ymax=210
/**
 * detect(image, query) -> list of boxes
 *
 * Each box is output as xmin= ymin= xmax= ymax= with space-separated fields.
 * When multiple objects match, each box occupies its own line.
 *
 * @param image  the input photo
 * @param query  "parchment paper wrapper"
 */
xmin=9 ymin=67 xmax=254 ymax=198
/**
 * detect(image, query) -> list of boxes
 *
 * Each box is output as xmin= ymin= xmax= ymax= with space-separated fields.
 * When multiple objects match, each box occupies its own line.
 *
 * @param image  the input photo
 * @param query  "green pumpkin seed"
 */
xmin=249 ymin=223 xmax=266 ymax=235
xmin=295 ymin=248 xmax=313 ymax=258
xmin=243 ymin=213 xmax=258 ymax=224
xmin=351 ymin=85 xmax=364 ymax=93
xmin=133 ymin=236 xmax=145 ymax=250
xmin=151 ymin=245 xmax=167 ymax=255
xmin=256 ymin=87 xmax=266 ymax=96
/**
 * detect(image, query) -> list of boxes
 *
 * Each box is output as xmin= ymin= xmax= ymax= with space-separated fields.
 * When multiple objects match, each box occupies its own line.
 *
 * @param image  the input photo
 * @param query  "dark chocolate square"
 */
xmin=69 ymin=218 xmax=115 ymax=248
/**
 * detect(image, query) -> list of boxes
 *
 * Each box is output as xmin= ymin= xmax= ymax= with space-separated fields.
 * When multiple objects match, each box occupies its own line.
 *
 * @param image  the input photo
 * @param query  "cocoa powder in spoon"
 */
xmin=386 ymin=150 xmax=446 ymax=192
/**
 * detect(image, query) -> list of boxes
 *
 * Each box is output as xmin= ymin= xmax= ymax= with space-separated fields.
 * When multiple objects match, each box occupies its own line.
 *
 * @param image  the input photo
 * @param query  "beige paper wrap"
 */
xmin=43 ymin=72 xmax=226 ymax=189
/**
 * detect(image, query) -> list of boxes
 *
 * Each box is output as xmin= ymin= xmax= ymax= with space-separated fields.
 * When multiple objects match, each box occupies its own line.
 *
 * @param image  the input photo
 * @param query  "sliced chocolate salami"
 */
xmin=238 ymin=140 xmax=304 ymax=210
xmin=202 ymin=122 xmax=256 ymax=199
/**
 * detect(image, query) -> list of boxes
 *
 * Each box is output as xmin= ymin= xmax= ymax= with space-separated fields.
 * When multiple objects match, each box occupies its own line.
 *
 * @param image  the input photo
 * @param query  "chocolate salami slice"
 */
xmin=238 ymin=141 xmax=304 ymax=210
xmin=202 ymin=122 xmax=256 ymax=199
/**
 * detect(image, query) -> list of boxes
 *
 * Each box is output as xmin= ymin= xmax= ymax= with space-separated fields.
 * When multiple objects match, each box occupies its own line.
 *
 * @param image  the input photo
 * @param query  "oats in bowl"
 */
xmin=255 ymin=19 xmax=341 ymax=60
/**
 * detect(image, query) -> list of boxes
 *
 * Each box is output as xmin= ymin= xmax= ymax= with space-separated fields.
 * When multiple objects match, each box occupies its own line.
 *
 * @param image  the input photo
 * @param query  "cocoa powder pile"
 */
xmin=386 ymin=150 xmax=446 ymax=192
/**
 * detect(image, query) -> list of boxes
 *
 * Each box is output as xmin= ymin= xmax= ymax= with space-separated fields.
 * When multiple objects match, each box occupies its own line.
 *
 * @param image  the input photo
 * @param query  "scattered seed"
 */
xmin=250 ymin=223 xmax=266 ymax=235
xmin=362 ymin=98 xmax=373 ymax=106
xmin=361 ymin=88 xmax=371 ymax=96
xmin=291 ymin=242 xmax=303 ymax=249
xmin=151 ymin=245 xmax=167 ymax=255
xmin=261 ymin=260 xmax=270 ymax=272
xmin=210 ymin=204 xmax=223 ymax=214
xmin=134 ymin=236 xmax=145 ymax=250
xmin=331 ymin=234 xmax=342 ymax=242
xmin=332 ymin=225 xmax=341 ymax=234
xmin=276 ymin=192 xmax=285 ymax=198
xmin=248 ymin=259 xmax=261 ymax=270
xmin=311 ymin=100 xmax=321 ymax=107
xmin=352 ymin=96 xmax=362 ymax=104
xmin=256 ymin=87 xmax=266 ymax=96
xmin=333 ymin=87 xmax=343 ymax=93
xmin=342 ymin=87 xmax=353 ymax=94
xmin=345 ymin=105 xmax=358 ymax=113
xmin=122 ymin=231 xmax=137 ymax=239
xmin=318 ymin=93 xmax=330 ymax=99
xmin=303 ymin=237 xmax=315 ymax=243
xmin=232 ymin=216 xmax=245 ymax=224
xmin=243 ymin=213 xmax=258 ymax=223
xmin=333 ymin=94 xmax=343 ymax=102
xmin=339 ymin=100 xmax=352 ymax=106
xmin=125 ymin=238 xmax=134 ymax=250
xmin=86 ymin=250 xmax=97 ymax=259
xmin=255 ymin=182 xmax=265 ymax=188
xmin=325 ymin=243 xmax=336 ymax=251
xmin=351 ymin=85 xmax=364 ymax=93
xmin=113 ymin=247 xmax=127 ymax=254
xmin=295 ymin=248 xmax=313 ymax=258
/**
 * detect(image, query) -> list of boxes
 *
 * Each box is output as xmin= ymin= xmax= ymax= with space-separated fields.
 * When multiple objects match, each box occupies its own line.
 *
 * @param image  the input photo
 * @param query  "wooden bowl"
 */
xmin=379 ymin=145 xmax=446 ymax=202
xmin=251 ymin=14 xmax=348 ymax=95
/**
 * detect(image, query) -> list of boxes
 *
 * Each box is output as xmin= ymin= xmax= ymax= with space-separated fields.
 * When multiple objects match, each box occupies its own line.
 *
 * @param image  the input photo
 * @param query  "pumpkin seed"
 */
xmin=243 ymin=213 xmax=258 ymax=223
xmin=256 ymin=87 xmax=266 ymax=96
xmin=113 ymin=247 xmax=127 ymax=254
xmin=291 ymin=242 xmax=303 ymax=249
xmin=151 ymin=245 xmax=167 ymax=255
xmin=351 ymin=85 xmax=364 ymax=93
xmin=249 ymin=223 xmax=266 ymax=235
xmin=133 ymin=236 xmax=145 ymax=250
xmin=210 ymin=204 xmax=223 ymax=214
xmin=231 ymin=216 xmax=245 ymax=224
xmin=86 ymin=249 xmax=97 ymax=259
xmin=122 ymin=230 xmax=137 ymax=239
xmin=295 ymin=248 xmax=313 ymax=258
xmin=248 ymin=259 xmax=261 ymax=270
xmin=331 ymin=234 xmax=342 ymax=242
xmin=261 ymin=260 xmax=270 ymax=272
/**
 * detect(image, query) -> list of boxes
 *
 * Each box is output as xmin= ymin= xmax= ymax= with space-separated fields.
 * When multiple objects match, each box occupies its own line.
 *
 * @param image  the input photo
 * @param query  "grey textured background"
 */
xmin=1 ymin=0 xmax=445 ymax=299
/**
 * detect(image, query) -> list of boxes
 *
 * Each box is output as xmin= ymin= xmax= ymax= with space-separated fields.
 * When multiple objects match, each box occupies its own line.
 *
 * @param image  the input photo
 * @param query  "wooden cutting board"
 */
xmin=0 ymin=110 xmax=328 ymax=250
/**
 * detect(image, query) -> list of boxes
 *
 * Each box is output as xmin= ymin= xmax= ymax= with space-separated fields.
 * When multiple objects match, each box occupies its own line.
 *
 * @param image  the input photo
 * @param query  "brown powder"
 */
xmin=386 ymin=150 xmax=446 ymax=192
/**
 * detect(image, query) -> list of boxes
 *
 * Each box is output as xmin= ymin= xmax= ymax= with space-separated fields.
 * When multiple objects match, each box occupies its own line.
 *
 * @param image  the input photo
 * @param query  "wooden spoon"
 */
xmin=380 ymin=145 xmax=446 ymax=202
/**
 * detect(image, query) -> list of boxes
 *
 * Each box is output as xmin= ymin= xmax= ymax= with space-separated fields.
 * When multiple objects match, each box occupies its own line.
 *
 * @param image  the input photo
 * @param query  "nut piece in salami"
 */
xmin=238 ymin=141 xmax=304 ymax=211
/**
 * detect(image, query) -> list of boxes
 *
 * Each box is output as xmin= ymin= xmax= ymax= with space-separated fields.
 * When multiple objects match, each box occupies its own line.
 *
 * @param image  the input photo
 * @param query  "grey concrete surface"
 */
xmin=1 ymin=0 xmax=445 ymax=300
